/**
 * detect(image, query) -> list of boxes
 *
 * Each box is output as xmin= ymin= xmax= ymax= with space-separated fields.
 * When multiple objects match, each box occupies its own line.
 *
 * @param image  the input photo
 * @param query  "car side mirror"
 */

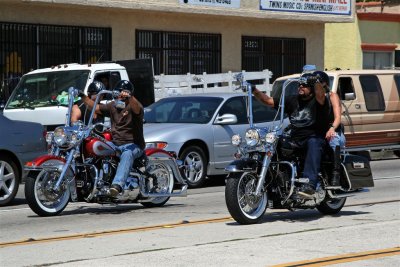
xmin=214 ymin=113 xmax=237 ymax=125
xmin=345 ymin=92 xmax=355 ymax=101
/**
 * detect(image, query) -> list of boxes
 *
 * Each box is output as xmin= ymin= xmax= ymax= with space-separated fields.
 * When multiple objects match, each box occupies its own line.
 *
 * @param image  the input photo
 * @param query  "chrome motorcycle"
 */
xmin=224 ymin=73 xmax=374 ymax=224
xmin=25 ymin=88 xmax=187 ymax=216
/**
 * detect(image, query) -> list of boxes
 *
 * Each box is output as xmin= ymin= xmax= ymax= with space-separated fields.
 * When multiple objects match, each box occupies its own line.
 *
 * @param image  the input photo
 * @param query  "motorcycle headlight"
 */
xmin=45 ymin=131 xmax=54 ymax=144
xmin=265 ymin=132 xmax=277 ymax=144
xmin=245 ymin=128 xmax=260 ymax=147
xmin=53 ymin=127 xmax=67 ymax=146
xmin=231 ymin=134 xmax=242 ymax=146
xmin=70 ymin=132 xmax=79 ymax=145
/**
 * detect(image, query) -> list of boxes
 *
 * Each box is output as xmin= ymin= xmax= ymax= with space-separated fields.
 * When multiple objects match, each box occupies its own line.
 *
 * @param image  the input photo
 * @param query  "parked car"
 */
xmin=144 ymin=93 xmax=286 ymax=188
xmin=0 ymin=114 xmax=47 ymax=205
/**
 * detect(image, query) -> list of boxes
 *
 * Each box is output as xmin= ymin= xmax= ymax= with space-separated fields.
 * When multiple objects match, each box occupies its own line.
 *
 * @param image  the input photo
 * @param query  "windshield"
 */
xmin=144 ymin=96 xmax=223 ymax=124
xmin=5 ymin=70 xmax=89 ymax=109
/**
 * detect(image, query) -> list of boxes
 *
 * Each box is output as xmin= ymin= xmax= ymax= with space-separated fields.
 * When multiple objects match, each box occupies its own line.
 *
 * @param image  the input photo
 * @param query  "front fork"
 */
xmin=52 ymin=149 xmax=78 ymax=201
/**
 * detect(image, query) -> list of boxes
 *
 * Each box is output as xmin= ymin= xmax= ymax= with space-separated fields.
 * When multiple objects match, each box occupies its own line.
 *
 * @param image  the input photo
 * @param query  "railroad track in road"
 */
xmin=1 ymin=198 xmax=399 ymax=249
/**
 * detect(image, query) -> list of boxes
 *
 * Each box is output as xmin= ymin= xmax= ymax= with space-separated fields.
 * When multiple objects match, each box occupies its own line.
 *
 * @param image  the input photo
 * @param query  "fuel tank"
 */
xmin=84 ymin=137 xmax=116 ymax=157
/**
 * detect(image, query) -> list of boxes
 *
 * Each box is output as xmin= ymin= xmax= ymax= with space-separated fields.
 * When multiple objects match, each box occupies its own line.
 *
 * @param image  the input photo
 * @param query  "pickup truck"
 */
xmin=3 ymin=59 xmax=154 ymax=130
xmin=272 ymin=69 xmax=400 ymax=157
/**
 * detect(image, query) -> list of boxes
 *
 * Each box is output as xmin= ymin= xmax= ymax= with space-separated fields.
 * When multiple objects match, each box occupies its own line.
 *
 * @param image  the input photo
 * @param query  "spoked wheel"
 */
xmin=0 ymin=156 xmax=20 ymax=206
xmin=141 ymin=162 xmax=174 ymax=208
xmin=225 ymin=172 xmax=268 ymax=225
xmin=25 ymin=161 xmax=71 ymax=216
xmin=317 ymin=197 xmax=346 ymax=215
xmin=180 ymin=146 xmax=207 ymax=188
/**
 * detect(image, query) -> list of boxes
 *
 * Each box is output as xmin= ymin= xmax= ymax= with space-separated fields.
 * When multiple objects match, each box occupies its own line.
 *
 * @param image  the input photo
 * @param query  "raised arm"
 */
xmin=80 ymin=95 xmax=102 ymax=114
xmin=252 ymin=86 xmax=275 ymax=107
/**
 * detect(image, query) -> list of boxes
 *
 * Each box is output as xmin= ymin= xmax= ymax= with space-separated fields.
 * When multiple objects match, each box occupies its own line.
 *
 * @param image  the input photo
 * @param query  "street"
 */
xmin=1 ymin=158 xmax=399 ymax=266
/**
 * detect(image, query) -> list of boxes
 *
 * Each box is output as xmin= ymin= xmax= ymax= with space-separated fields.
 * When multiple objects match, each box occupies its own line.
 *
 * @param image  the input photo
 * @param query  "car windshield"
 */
xmin=5 ymin=70 xmax=89 ymax=109
xmin=144 ymin=96 xmax=223 ymax=124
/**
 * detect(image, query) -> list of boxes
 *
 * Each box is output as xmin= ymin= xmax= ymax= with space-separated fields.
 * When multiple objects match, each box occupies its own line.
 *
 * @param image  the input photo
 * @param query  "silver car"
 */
xmin=0 ymin=114 xmax=47 ymax=205
xmin=144 ymin=93 xmax=285 ymax=188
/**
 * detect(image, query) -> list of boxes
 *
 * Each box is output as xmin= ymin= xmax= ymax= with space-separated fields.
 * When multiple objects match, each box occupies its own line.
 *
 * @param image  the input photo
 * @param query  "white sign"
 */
xmin=260 ymin=0 xmax=352 ymax=15
xmin=179 ymin=0 xmax=241 ymax=8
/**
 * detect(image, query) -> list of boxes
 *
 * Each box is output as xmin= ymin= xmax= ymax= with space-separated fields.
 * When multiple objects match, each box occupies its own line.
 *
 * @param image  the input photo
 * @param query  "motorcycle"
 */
xmin=24 ymin=87 xmax=188 ymax=216
xmin=224 ymin=72 xmax=374 ymax=224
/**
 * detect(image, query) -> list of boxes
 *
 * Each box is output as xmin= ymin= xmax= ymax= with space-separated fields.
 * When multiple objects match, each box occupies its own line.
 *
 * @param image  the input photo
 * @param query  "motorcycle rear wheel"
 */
xmin=316 ymin=197 xmax=346 ymax=215
xmin=225 ymin=172 xmax=268 ymax=225
xmin=25 ymin=164 xmax=70 ymax=216
xmin=141 ymin=162 xmax=173 ymax=208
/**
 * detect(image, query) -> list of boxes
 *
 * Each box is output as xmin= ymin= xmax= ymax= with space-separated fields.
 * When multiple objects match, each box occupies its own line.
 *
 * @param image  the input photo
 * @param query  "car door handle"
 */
xmin=355 ymin=104 xmax=361 ymax=109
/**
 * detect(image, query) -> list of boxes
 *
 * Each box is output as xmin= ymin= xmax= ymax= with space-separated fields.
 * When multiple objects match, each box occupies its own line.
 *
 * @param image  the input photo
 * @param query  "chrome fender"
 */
xmin=225 ymin=158 xmax=259 ymax=173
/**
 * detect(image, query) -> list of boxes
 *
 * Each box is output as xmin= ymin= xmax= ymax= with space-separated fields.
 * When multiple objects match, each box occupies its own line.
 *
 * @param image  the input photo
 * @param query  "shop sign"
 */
xmin=260 ymin=0 xmax=351 ymax=15
xmin=179 ymin=0 xmax=241 ymax=8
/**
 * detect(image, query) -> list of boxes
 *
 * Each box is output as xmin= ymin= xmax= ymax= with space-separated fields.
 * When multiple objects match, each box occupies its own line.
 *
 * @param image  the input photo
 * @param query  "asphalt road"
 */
xmin=1 ymin=158 xmax=399 ymax=267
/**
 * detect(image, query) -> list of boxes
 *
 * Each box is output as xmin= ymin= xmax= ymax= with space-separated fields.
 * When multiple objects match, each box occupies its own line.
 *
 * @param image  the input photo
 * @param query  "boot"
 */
xmin=331 ymin=145 xmax=341 ymax=187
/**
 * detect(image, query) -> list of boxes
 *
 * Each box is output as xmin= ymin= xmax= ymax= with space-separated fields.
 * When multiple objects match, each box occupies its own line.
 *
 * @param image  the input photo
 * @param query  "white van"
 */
xmin=272 ymin=69 xmax=400 ymax=156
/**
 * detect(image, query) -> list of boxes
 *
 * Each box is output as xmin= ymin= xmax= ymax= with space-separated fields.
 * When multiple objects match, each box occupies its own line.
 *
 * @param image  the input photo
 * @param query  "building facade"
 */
xmin=1 ymin=0 xmax=355 ymax=101
xmin=325 ymin=1 xmax=400 ymax=70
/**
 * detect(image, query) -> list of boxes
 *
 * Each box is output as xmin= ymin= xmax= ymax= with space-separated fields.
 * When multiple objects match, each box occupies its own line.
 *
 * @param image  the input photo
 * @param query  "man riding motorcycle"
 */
xmin=79 ymin=80 xmax=145 ymax=197
xmin=251 ymin=72 xmax=326 ymax=198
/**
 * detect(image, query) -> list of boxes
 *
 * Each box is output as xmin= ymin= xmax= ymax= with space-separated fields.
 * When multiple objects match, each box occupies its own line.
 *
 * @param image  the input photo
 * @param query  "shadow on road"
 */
xmin=226 ymin=209 xmax=370 ymax=225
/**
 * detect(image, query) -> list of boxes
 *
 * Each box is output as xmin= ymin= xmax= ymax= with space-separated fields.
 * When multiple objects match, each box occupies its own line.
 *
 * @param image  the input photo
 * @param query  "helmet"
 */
xmin=114 ymin=80 xmax=134 ymax=94
xmin=87 ymin=81 xmax=105 ymax=95
xmin=313 ymin=71 xmax=330 ymax=85
xmin=298 ymin=73 xmax=317 ymax=88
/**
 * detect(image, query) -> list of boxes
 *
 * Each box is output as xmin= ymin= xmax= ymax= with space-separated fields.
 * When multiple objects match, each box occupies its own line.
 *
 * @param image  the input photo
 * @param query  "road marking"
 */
xmin=0 ymin=217 xmax=233 ymax=248
xmin=271 ymin=247 xmax=400 ymax=267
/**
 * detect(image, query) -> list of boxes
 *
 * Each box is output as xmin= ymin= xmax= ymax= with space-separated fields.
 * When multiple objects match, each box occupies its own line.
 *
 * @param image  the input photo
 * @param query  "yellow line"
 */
xmin=0 ymin=217 xmax=233 ymax=248
xmin=272 ymin=247 xmax=400 ymax=267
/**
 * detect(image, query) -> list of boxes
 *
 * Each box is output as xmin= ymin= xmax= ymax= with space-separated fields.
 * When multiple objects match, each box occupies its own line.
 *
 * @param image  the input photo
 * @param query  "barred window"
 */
xmin=242 ymin=36 xmax=305 ymax=81
xmin=0 ymin=22 xmax=111 ymax=101
xmin=136 ymin=30 xmax=221 ymax=75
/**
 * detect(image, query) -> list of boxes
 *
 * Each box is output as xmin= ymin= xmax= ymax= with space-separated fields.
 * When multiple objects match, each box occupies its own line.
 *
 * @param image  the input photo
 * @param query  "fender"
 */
xmin=25 ymin=155 xmax=66 ymax=170
xmin=225 ymin=158 xmax=259 ymax=173
xmin=145 ymin=148 xmax=174 ymax=158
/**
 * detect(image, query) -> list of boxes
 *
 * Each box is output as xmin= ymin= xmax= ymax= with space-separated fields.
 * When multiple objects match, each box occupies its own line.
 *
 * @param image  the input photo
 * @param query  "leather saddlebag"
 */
xmin=342 ymin=154 xmax=374 ymax=189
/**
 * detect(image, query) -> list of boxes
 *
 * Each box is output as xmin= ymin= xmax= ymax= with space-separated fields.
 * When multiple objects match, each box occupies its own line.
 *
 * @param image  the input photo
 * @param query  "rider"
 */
xmin=71 ymin=81 xmax=104 ymax=125
xmin=251 ymin=72 xmax=326 ymax=198
xmin=314 ymin=71 xmax=346 ymax=187
xmin=79 ymin=80 xmax=145 ymax=197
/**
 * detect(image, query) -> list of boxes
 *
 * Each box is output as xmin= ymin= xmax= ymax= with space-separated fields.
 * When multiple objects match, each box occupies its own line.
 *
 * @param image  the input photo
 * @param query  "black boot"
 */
xmin=331 ymin=146 xmax=341 ymax=187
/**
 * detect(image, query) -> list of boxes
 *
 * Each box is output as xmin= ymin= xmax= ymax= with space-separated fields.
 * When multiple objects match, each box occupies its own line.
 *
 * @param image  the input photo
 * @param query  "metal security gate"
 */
xmin=136 ymin=30 xmax=221 ymax=75
xmin=0 ymin=22 xmax=111 ymax=102
xmin=242 ymin=36 xmax=305 ymax=81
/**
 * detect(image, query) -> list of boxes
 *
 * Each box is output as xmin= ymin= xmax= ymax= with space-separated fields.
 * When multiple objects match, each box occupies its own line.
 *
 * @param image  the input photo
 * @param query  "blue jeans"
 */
xmin=112 ymin=143 xmax=143 ymax=188
xmin=329 ymin=131 xmax=346 ymax=150
xmin=302 ymin=135 xmax=325 ymax=188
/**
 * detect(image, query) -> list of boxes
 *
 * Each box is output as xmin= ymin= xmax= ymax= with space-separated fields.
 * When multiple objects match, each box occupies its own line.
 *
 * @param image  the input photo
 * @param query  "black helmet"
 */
xmin=313 ymin=71 xmax=330 ymax=85
xmin=115 ymin=80 xmax=134 ymax=94
xmin=299 ymin=73 xmax=317 ymax=88
xmin=87 ymin=81 xmax=105 ymax=95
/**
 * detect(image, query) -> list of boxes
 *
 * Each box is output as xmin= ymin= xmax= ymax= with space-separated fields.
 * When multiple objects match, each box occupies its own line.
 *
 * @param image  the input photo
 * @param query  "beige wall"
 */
xmin=325 ymin=20 xmax=362 ymax=70
xmin=1 ymin=2 xmax=325 ymax=74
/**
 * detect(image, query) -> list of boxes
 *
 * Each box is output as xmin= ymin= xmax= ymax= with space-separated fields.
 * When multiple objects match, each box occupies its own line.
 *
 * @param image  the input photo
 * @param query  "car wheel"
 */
xmin=180 ymin=146 xmax=207 ymax=188
xmin=0 ymin=156 xmax=20 ymax=206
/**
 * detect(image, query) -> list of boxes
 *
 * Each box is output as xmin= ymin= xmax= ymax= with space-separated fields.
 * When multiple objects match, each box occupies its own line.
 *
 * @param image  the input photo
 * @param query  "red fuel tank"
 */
xmin=84 ymin=137 xmax=116 ymax=157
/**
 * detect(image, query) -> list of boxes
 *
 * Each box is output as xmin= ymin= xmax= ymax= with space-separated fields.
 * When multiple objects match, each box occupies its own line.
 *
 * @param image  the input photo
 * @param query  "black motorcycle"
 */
xmin=224 ymin=73 xmax=374 ymax=224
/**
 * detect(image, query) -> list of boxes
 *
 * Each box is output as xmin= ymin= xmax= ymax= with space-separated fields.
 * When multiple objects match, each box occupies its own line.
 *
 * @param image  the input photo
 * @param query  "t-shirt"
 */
xmin=315 ymin=94 xmax=333 ymax=137
xmin=273 ymin=95 xmax=317 ymax=142
xmin=100 ymin=100 xmax=145 ymax=149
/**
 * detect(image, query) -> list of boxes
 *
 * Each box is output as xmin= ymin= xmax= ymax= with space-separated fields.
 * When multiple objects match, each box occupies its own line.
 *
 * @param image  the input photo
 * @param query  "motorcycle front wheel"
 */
xmin=225 ymin=172 xmax=268 ymax=225
xmin=25 ymin=162 xmax=71 ymax=216
xmin=141 ymin=162 xmax=174 ymax=208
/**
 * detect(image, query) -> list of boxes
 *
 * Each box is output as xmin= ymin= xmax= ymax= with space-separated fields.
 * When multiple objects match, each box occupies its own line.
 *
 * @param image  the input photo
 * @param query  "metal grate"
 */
xmin=0 ymin=22 xmax=111 ymax=102
xmin=242 ymin=36 xmax=305 ymax=81
xmin=136 ymin=30 xmax=221 ymax=75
